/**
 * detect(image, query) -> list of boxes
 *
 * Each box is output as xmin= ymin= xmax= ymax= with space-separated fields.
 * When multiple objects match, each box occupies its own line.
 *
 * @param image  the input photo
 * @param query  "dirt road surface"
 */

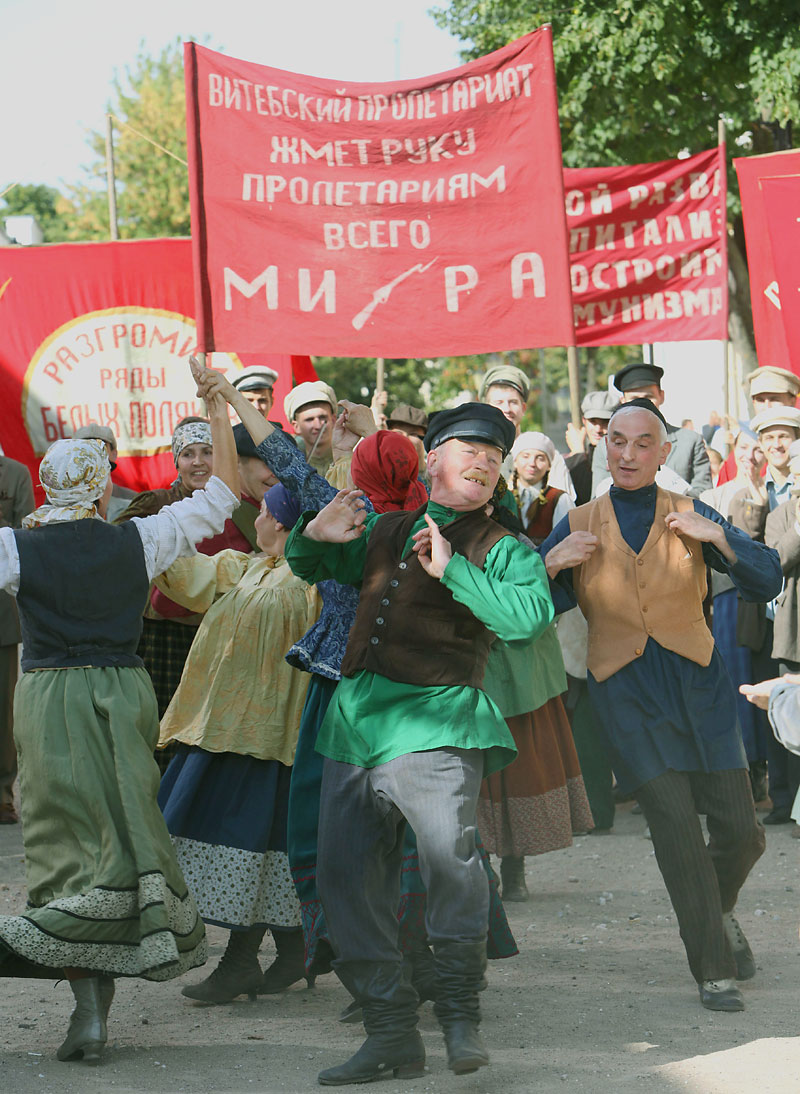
xmin=1 ymin=799 xmax=798 ymax=1093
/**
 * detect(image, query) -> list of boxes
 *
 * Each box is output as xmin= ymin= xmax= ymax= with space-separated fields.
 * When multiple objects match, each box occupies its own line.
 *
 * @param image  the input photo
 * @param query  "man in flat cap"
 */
xmin=729 ymin=405 xmax=800 ymax=825
xmin=541 ymin=398 xmax=781 ymax=1014
xmin=284 ymin=380 xmax=338 ymax=477
xmin=386 ymin=403 xmax=429 ymax=479
xmin=73 ymin=423 xmax=136 ymax=522
xmin=746 ymin=365 xmax=800 ymax=414
xmin=478 ymin=364 xmax=529 ymax=438
xmin=592 ymin=362 xmax=712 ymax=497
xmin=229 ymin=365 xmax=279 ymax=419
xmin=285 ymin=403 xmax=554 ymax=1083
xmin=564 ymin=390 xmax=619 ymax=505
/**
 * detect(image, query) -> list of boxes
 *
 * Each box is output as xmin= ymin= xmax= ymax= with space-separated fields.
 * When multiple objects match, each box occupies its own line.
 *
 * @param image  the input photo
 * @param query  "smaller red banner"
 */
xmin=734 ymin=149 xmax=800 ymax=377
xmin=564 ymin=148 xmax=728 ymax=346
xmin=759 ymin=175 xmax=800 ymax=375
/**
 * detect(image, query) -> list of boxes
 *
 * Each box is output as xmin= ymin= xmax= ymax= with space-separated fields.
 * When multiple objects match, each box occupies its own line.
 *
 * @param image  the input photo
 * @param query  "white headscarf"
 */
xmin=22 ymin=439 xmax=110 ymax=528
xmin=171 ymin=421 xmax=212 ymax=466
xmin=511 ymin=431 xmax=576 ymax=500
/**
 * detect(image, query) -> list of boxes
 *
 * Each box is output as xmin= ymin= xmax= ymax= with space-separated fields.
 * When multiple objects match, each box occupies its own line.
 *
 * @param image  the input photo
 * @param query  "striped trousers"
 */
xmin=635 ymin=768 xmax=765 ymax=983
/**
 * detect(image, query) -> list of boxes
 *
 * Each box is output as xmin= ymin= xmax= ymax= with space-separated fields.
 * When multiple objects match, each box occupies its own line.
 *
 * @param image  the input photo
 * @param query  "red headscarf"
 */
xmin=351 ymin=430 xmax=428 ymax=513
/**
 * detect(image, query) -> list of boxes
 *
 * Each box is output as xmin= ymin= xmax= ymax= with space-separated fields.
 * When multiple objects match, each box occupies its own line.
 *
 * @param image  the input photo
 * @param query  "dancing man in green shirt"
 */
xmin=285 ymin=403 xmax=554 ymax=1084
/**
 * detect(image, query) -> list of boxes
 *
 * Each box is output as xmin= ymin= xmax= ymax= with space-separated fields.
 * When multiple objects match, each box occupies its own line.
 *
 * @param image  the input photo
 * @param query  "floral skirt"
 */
xmin=478 ymin=696 xmax=595 ymax=857
xmin=0 ymin=667 xmax=206 ymax=980
xmin=158 ymin=745 xmax=300 ymax=930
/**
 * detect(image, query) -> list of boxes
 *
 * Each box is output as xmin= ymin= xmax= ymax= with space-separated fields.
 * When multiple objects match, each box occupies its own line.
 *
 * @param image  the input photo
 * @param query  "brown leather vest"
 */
xmin=339 ymin=504 xmax=511 ymax=688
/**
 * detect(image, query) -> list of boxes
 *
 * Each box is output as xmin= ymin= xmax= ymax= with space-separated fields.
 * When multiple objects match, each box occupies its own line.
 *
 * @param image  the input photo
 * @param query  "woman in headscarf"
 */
xmin=119 ymin=418 xmax=257 ymax=771
xmin=153 ymin=484 xmax=322 ymax=1004
xmin=510 ymin=431 xmax=575 ymax=545
xmin=0 ymin=377 xmax=240 ymax=1063
xmin=350 ymin=430 xmax=428 ymax=513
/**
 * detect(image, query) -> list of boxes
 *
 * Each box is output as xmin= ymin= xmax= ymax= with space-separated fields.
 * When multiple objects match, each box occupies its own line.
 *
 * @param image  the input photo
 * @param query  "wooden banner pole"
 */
xmin=105 ymin=114 xmax=119 ymax=241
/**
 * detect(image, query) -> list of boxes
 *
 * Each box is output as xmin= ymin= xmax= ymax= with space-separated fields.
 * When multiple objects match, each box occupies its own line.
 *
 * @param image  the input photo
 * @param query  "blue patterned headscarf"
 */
xmin=263 ymin=484 xmax=302 ymax=530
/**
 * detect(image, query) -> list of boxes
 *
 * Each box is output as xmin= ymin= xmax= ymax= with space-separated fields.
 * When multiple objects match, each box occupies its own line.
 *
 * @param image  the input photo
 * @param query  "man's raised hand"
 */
xmin=303 ymin=489 xmax=367 ymax=543
xmin=412 ymin=514 xmax=453 ymax=579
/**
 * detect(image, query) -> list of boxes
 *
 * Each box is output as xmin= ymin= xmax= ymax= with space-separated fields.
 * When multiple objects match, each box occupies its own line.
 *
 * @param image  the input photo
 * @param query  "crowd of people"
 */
xmin=0 ymin=352 xmax=798 ymax=1083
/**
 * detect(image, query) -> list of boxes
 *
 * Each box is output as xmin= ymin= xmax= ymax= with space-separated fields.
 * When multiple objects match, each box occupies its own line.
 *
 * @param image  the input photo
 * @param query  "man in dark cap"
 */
xmin=564 ymin=390 xmax=619 ymax=505
xmin=592 ymin=362 xmax=712 ymax=497
xmin=541 ymin=399 xmax=781 ymax=1014
xmin=285 ymin=403 xmax=555 ymax=1084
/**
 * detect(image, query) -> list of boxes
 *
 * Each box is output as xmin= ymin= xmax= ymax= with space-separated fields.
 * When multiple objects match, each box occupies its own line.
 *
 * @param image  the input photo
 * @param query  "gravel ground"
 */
xmin=1 ymin=797 xmax=799 ymax=1094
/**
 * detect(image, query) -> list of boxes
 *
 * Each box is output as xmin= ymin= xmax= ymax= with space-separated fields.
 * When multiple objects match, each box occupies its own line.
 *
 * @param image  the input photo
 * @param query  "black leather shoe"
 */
xmin=762 ymin=807 xmax=792 ymax=825
xmin=698 ymin=979 xmax=744 ymax=1012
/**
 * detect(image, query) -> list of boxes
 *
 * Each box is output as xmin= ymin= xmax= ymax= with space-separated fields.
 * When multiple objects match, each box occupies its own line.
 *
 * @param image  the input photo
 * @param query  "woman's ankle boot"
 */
xmin=182 ymin=925 xmax=266 ymax=1003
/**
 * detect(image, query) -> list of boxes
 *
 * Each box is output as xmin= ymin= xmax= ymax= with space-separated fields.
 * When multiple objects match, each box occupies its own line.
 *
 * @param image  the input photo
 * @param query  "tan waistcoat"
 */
xmin=568 ymin=489 xmax=713 ymax=682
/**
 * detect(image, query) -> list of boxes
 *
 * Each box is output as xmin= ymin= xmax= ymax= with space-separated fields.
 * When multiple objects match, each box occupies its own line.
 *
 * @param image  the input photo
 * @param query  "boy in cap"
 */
xmin=542 ymin=398 xmax=781 ymax=1013
xmin=592 ymin=362 xmax=712 ymax=497
xmin=386 ymin=403 xmax=429 ymax=478
xmin=478 ymin=364 xmax=530 ymax=438
xmin=564 ymin=390 xmax=619 ymax=505
xmin=228 ymin=365 xmax=279 ymax=419
xmin=285 ymin=403 xmax=554 ymax=1083
xmin=284 ymin=381 xmax=338 ymax=476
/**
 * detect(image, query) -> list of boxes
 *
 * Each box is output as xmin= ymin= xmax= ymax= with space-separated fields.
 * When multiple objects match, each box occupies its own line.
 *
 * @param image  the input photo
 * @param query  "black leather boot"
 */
xmin=433 ymin=939 xmax=489 ymax=1075
xmin=318 ymin=961 xmax=425 ymax=1085
xmin=182 ymin=925 xmax=266 ymax=1003
xmin=260 ymin=927 xmax=314 ymax=993
xmin=500 ymin=855 xmax=529 ymax=902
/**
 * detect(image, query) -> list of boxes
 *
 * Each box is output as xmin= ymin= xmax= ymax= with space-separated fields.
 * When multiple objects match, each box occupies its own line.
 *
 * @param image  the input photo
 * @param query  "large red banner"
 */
xmin=761 ymin=176 xmax=800 ymax=374
xmin=735 ymin=150 xmax=800 ymax=378
xmin=0 ymin=238 xmax=313 ymax=498
xmin=184 ymin=30 xmax=575 ymax=357
xmin=564 ymin=148 xmax=728 ymax=345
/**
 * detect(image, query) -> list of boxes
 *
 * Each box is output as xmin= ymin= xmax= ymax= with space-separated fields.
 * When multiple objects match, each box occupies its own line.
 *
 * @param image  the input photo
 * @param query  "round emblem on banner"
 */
xmin=22 ymin=307 xmax=241 ymax=457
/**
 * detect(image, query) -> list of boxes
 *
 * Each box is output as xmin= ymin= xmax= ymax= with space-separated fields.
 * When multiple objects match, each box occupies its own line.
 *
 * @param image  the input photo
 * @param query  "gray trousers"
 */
xmin=317 ymin=748 xmax=488 ymax=965
xmin=0 ymin=645 xmax=17 ymax=807
xmin=635 ymin=768 xmax=765 ymax=983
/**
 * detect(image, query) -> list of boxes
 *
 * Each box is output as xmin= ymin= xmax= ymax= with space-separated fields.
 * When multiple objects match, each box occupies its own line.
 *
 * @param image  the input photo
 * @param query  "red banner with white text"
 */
xmin=735 ymin=150 xmax=800 ymax=378
xmin=184 ymin=29 xmax=575 ymax=357
xmin=761 ymin=175 xmax=800 ymax=375
xmin=0 ymin=238 xmax=314 ymax=498
xmin=564 ymin=148 xmax=728 ymax=345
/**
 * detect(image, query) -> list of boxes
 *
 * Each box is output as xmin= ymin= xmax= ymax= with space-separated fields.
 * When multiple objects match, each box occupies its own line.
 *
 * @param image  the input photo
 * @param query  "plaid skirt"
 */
xmin=138 ymin=618 xmax=198 ymax=774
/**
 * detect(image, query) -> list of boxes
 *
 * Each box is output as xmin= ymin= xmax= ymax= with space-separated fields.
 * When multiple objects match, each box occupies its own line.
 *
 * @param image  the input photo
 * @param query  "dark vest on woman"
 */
xmin=339 ymin=504 xmax=510 ymax=689
xmin=14 ymin=519 xmax=149 ymax=671
xmin=524 ymin=486 xmax=564 ymax=545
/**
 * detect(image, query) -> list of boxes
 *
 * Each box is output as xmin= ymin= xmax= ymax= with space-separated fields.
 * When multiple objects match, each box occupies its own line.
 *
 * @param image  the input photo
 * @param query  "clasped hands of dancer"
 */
xmin=544 ymin=506 xmax=737 ymax=579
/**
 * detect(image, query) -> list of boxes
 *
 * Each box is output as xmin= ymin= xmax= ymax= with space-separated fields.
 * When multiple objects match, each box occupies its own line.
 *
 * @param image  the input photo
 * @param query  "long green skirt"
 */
xmin=0 ymin=666 xmax=206 ymax=980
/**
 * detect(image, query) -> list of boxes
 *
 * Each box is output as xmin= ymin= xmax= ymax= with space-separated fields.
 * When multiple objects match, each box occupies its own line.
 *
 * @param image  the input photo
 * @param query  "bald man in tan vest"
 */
xmin=540 ymin=399 xmax=782 ymax=1014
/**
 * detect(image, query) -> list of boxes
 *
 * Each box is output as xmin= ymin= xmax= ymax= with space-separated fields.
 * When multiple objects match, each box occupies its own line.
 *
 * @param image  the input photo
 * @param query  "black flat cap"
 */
xmin=424 ymin=402 xmax=515 ymax=456
xmin=613 ymin=361 xmax=664 ymax=392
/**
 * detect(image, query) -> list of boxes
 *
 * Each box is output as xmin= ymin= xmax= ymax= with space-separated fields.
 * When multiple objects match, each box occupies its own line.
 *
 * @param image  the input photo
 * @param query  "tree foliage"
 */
xmin=63 ymin=39 xmax=191 ymax=240
xmin=432 ymin=0 xmax=799 ymax=174
xmin=433 ymin=0 xmax=800 ymax=371
xmin=0 ymin=183 xmax=72 ymax=242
